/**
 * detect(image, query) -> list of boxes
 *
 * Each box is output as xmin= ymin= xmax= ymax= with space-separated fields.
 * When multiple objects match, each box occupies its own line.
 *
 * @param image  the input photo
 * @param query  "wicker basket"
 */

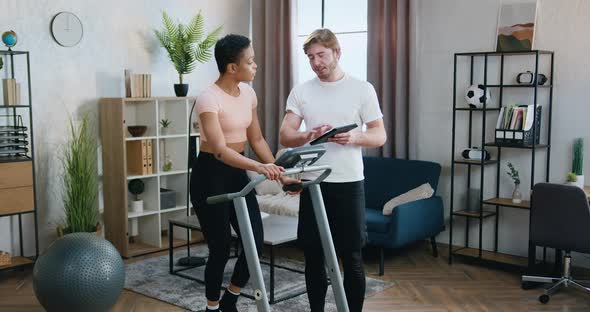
xmin=0 ymin=251 xmax=11 ymax=267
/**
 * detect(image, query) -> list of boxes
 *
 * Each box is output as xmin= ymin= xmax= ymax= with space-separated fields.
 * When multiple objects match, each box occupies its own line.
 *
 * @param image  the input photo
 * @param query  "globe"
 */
xmin=2 ymin=30 xmax=17 ymax=48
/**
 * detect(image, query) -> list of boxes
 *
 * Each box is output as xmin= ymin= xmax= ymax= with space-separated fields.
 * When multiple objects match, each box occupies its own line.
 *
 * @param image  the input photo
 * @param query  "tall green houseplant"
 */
xmin=154 ymin=11 xmax=222 ymax=96
xmin=572 ymin=138 xmax=584 ymax=176
xmin=60 ymin=114 xmax=99 ymax=234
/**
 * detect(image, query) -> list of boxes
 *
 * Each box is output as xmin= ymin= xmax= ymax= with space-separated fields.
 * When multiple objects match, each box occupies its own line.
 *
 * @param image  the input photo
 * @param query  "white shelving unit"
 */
xmin=100 ymin=96 xmax=202 ymax=257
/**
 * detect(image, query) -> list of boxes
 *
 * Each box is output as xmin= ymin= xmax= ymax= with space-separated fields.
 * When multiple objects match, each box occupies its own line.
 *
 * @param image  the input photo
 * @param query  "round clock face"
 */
xmin=51 ymin=12 xmax=83 ymax=47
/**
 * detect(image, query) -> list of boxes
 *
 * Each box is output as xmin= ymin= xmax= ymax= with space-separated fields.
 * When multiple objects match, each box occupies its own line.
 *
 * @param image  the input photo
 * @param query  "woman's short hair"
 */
xmin=303 ymin=28 xmax=340 ymax=54
xmin=214 ymin=34 xmax=251 ymax=74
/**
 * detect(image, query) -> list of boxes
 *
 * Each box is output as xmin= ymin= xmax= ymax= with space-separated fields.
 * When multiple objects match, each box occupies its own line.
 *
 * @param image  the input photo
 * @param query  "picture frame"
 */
xmin=495 ymin=1 xmax=538 ymax=52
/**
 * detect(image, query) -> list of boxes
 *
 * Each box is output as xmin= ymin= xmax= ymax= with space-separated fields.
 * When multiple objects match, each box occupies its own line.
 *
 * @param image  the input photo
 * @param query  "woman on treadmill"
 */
xmin=190 ymin=34 xmax=296 ymax=312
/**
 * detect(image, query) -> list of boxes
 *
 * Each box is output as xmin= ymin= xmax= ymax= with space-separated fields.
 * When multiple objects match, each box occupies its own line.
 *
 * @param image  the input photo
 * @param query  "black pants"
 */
xmin=298 ymin=181 xmax=367 ymax=312
xmin=190 ymin=152 xmax=264 ymax=302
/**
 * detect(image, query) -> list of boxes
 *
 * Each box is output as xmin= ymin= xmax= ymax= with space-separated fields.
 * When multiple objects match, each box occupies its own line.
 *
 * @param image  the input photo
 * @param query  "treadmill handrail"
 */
xmin=206 ymin=165 xmax=331 ymax=205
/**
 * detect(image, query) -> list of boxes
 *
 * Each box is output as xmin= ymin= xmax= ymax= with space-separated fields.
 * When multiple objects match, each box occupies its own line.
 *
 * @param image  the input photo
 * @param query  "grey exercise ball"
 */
xmin=33 ymin=233 xmax=125 ymax=312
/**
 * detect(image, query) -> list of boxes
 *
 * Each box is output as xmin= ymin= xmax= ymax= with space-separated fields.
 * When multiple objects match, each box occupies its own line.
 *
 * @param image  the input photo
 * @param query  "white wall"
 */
xmin=0 ymin=0 xmax=250 ymax=255
xmin=410 ymin=0 xmax=590 ymax=264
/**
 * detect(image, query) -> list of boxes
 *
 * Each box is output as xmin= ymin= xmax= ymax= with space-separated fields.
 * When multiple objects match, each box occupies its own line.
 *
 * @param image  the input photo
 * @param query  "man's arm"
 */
xmin=328 ymin=118 xmax=386 ymax=148
xmin=279 ymin=112 xmax=332 ymax=147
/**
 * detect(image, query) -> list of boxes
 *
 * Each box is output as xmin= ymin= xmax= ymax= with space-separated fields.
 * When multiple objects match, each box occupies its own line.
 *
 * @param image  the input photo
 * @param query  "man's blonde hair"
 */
xmin=303 ymin=28 xmax=341 ymax=54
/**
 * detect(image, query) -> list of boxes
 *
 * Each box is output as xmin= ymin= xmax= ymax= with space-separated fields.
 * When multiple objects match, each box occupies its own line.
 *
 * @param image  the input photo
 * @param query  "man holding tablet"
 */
xmin=279 ymin=28 xmax=386 ymax=312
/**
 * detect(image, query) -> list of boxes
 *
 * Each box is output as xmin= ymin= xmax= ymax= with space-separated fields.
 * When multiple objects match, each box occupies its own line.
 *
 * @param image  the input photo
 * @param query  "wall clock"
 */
xmin=50 ymin=12 xmax=83 ymax=47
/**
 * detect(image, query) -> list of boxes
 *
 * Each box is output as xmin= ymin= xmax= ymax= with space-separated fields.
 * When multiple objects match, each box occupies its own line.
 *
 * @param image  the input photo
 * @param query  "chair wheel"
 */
xmin=539 ymin=294 xmax=550 ymax=304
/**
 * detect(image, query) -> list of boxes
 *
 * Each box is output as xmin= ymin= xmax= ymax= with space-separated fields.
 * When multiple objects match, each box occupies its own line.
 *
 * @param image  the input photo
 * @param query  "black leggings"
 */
xmin=190 ymin=152 xmax=264 ymax=302
xmin=298 ymin=181 xmax=367 ymax=312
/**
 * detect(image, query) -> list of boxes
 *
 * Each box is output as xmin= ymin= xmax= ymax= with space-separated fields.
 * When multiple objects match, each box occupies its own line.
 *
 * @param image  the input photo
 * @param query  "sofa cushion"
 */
xmin=382 ymin=183 xmax=434 ymax=215
xmin=256 ymin=193 xmax=299 ymax=217
xmin=365 ymin=208 xmax=391 ymax=234
xmin=363 ymin=157 xmax=441 ymax=209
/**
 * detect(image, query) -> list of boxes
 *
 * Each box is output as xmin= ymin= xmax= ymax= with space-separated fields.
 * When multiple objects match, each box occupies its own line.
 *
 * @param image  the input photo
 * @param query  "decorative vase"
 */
xmin=130 ymin=200 xmax=143 ymax=213
xmin=163 ymin=155 xmax=173 ymax=172
xmin=575 ymin=175 xmax=585 ymax=189
xmin=129 ymin=218 xmax=139 ymax=234
xmin=174 ymin=84 xmax=188 ymax=97
xmin=466 ymin=188 xmax=481 ymax=211
xmin=512 ymin=183 xmax=522 ymax=203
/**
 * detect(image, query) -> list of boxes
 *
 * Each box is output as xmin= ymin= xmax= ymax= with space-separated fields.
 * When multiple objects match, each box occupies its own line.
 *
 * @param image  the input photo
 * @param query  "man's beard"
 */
xmin=316 ymin=60 xmax=338 ymax=79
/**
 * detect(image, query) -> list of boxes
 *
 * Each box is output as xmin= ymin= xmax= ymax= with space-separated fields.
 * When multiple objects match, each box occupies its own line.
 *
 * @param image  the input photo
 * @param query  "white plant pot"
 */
xmin=575 ymin=175 xmax=584 ymax=189
xmin=130 ymin=200 xmax=144 ymax=213
xmin=129 ymin=218 xmax=139 ymax=236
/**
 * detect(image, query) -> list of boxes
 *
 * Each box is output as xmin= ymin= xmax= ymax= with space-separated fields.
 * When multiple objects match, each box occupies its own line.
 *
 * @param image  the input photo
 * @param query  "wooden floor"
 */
xmin=2 ymin=241 xmax=590 ymax=312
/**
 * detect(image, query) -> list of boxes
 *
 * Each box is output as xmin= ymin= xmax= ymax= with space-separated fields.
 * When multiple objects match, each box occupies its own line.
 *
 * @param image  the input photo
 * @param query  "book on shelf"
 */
xmin=126 ymin=139 xmax=153 ymax=175
xmin=496 ymin=104 xmax=538 ymax=131
xmin=146 ymin=140 xmax=153 ymax=174
xmin=15 ymin=83 xmax=20 ymax=105
xmin=127 ymin=73 xmax=152 ymax=98
xmin=495 ymin=104 xmax=542 ymax=146
xmin=2 ymin=79 xmax=16 ymax=106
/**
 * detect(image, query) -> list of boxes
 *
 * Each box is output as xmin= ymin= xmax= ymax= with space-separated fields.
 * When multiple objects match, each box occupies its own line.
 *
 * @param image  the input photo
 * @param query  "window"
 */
xmin=295 ymin=0 xmax=368 ymax=84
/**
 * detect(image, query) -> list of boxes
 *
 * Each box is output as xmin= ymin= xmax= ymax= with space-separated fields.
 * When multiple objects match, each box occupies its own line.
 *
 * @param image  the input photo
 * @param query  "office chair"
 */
xmin=522 ymin=183 xmax=590 ymax=304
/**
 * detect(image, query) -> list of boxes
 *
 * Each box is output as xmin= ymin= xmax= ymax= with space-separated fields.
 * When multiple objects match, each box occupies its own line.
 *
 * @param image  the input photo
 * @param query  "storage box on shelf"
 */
xmin=449 ymin=50 xmax=554 ymax=269
xmin=100 ymin=96 xmax=201 ymax=257
xmin=0 ymin=50 xmax=39 ymax=271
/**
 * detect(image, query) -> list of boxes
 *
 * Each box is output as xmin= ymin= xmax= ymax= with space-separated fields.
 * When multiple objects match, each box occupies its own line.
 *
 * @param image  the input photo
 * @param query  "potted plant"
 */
xmin=154 ymin=11 xmax=222 ymax=97
xmin=160 ymin=118 xmax=172 ymax=135
xmin=128 ymin=179 xmax=145 ymax=213
xmin=565 ymin=172 xmax=578 ymax=186
xmin=506 ymin=162 xmax=522 ymax=203
xmin=162 ymin=155 xmax=173 ymax=171
xmin=57 ymin=114 xmax=100 ymax=237
xmin=572 ymin=138 xmax=584 ymax=188
xmin=127 ymin=179 xmax=144 ymax=243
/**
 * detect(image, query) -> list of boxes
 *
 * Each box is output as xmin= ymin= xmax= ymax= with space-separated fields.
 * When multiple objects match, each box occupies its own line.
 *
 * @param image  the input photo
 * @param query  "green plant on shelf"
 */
xmin=566 ymin=172 xmax=577 ymax=182
xmin=128 ymin=179 xmax=145 ymax=201
xmin=160 ymin=118 xmax=172 ymax=135
xmin=162 ymin=154 xmax=173 ymax=172
xmin=154 ymin=11 xmax=222 ymax=85
xmin=506 ymin=162 xmax=521 ymax=185
xmin=160 ymin=118 xmax=172 ymax=129
xmin=0 ymin=57 xmax=3 ymax=70
xmin=572 ymin=138 xmax=584 ymax=176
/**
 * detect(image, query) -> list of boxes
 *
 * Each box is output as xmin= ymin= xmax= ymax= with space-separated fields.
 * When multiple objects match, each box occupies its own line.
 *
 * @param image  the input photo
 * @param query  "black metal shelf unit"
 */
xmin=0 ymin=49 xmax=39 ymax=271
xmin=448 ymin=50 xmax=554 ymax=269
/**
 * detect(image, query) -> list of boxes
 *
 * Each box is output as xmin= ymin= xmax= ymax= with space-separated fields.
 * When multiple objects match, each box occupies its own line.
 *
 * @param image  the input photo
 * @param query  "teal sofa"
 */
xmin=363 ymin=157 xmax=445 ymax=275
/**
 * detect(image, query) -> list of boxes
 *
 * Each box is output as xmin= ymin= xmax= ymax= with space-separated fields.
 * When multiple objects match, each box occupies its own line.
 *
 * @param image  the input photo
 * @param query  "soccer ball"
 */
xmin=465 ymin=84 xmax=491 ymax=108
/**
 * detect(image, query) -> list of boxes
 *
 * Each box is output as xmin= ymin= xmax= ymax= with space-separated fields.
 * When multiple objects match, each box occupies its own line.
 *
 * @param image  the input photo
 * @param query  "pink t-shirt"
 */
xmin=196 ymin=82 xmax=258 ymax=143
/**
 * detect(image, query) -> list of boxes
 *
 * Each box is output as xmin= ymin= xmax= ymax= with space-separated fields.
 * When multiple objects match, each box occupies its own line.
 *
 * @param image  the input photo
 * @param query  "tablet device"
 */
xmin=309 ymin=123 xmax=358 ymax=145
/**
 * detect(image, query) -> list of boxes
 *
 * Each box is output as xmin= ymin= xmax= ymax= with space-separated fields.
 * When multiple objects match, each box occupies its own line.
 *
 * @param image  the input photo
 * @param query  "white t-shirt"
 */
xmin=285 ymin=74 xmax=383 ymax=182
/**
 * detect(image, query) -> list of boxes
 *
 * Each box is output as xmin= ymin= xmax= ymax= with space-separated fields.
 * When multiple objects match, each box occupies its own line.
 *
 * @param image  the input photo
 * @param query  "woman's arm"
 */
xmin=248 ymin=109 xmax=302 ymax=191
xmin=200 ymin=112 xmax=283 ymax=179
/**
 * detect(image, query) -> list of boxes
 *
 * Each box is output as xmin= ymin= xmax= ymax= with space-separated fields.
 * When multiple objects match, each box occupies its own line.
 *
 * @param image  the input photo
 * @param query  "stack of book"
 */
xmin=2 ymin=79 xmax=21 ymax=106
xmin=126 ymin=139 xmax=153 ymax=175
xmin=495 ymin=104 xmax=542 ymax=146
xmin=125 ymin=70 xmax=152 ymax=98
